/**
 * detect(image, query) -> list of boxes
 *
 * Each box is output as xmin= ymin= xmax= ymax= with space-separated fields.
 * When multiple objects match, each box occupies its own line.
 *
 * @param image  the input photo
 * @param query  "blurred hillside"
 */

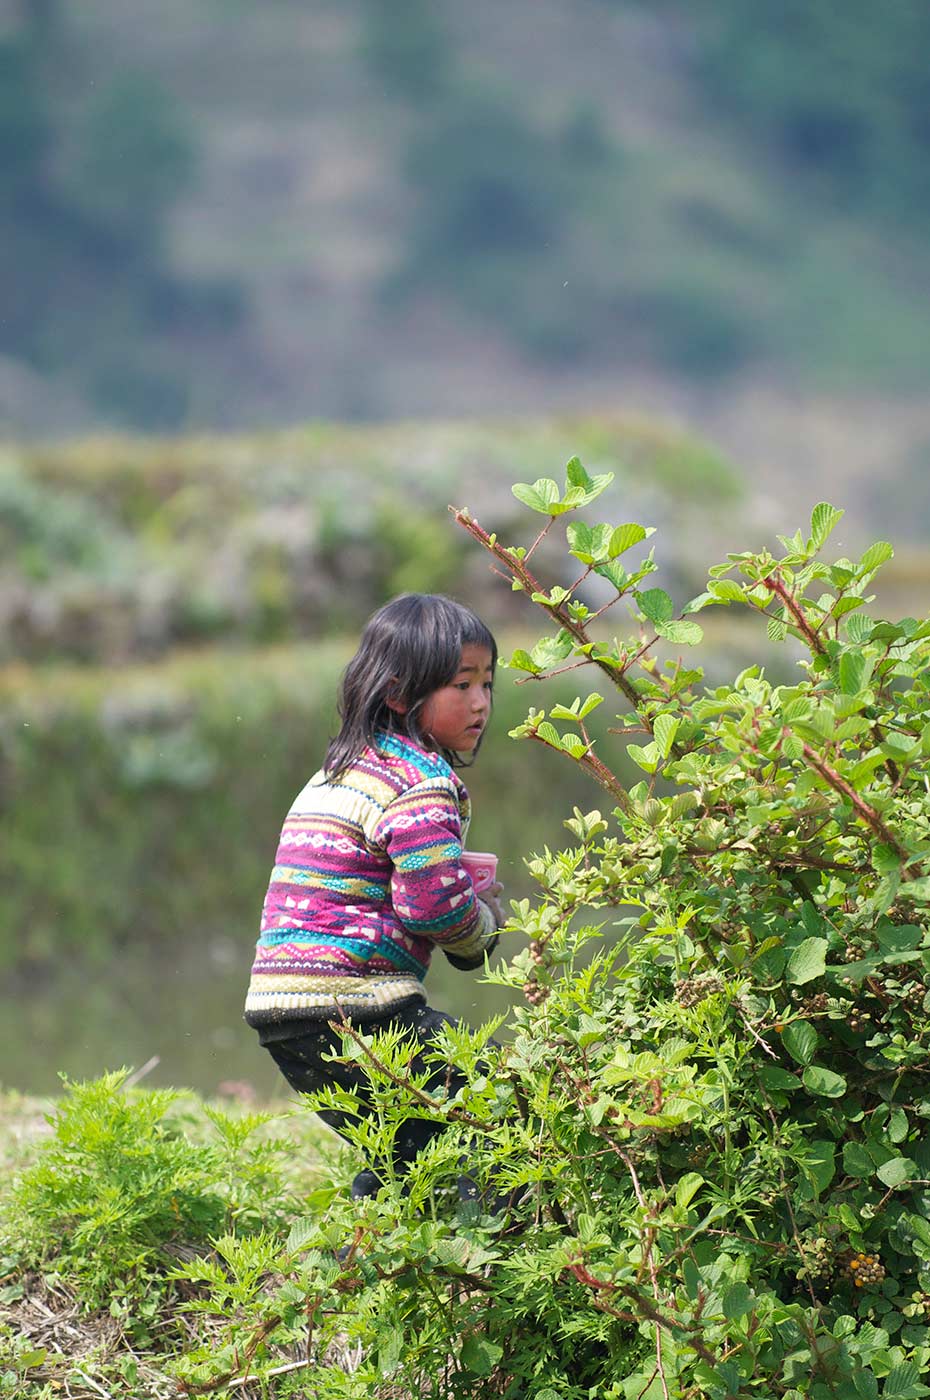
xmin=2 ymin=0 xmax=930 ymax=535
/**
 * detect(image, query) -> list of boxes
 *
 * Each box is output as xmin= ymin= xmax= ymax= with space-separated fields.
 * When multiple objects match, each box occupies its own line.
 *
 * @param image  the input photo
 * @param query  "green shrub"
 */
xmin=172 ymin=462 xmax=930 ymax=1396
xmin=7 ymin=1071 xmax=297 ymax=1316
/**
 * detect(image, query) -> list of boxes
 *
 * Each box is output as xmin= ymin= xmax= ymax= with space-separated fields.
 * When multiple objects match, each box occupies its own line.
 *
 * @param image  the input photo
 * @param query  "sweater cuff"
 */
xmin=439 ymin=895 xmax=498 ymax=966
xmin=444 ymin=935 xmax=499 ymax=972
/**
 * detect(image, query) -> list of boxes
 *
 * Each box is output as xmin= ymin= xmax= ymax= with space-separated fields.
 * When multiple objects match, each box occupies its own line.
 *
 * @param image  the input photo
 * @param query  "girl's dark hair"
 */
xmin=324 ymin=593 xmax=497 ymax=777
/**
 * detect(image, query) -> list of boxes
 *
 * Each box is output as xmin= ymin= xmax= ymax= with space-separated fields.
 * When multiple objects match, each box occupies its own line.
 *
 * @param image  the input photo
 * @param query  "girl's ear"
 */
xmin=385 ymin=680 xmax=407 ymax=715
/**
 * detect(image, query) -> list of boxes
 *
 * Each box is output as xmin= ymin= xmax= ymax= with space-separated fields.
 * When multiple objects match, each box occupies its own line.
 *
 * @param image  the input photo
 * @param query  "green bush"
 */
xmin=171 ymin=462 xmax=930 ymax=1396
xmin=7 ymin=1071 xmax=300 ymax=1315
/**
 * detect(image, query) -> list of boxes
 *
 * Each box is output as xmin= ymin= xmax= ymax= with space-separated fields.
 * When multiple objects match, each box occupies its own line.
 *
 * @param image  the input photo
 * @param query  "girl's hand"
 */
xmin=482 ymin=881 xmax=505 ymax=929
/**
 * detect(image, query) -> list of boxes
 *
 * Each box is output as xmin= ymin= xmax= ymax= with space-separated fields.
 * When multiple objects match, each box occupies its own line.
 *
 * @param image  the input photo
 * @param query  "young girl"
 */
xmin=244 ymin=593 xmax=504 ymax=1198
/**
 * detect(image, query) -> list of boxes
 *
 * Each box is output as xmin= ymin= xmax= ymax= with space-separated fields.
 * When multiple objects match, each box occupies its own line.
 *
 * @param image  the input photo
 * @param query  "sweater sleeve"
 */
xmin=373 ymin=776 xmax=498 ymax=963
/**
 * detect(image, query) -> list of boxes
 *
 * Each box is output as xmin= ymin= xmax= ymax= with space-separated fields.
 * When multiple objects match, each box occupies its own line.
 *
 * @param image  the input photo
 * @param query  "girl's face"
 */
xmin=417 ymin=644 xmax=494 ymax=752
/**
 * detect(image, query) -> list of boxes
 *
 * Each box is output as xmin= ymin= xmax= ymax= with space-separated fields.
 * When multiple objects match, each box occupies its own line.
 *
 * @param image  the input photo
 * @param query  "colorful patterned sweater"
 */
xmin=244 ymin=733 xmax=498 ymax=1025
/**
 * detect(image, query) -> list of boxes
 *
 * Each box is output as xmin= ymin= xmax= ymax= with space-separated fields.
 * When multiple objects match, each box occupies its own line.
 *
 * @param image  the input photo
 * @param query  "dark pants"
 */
xmin=263 ymin=1003 xmax=468 ymax=1199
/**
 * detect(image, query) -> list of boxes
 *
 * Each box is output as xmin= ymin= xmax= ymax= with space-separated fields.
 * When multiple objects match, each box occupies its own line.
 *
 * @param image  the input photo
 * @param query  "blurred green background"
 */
xmin=3 ymin=1 xmax=930 ymax=1095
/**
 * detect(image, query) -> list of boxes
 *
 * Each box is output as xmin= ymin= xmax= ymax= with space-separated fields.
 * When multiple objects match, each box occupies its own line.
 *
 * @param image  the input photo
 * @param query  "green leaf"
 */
xmin=709 ymin=578 xmax=745 ymax=603
xmin=873 ymin=844 xmax=902 ymax=876
xmin=286 ymin=1217 xmax=319 ymax=1252
xmin=378 ymin=1327 xmax=404 ymax=1374
xmin=889 ymin=1108 xmax=909 ymax=1143
xmin=757 ymin=1064 xmax=801 ymax=1092
xmin=594 ymin=559 xmax=628 ymax=591
xmin=506 ymin=648 xmax=541 ymax=674
xmin=810 ymin=502 xmax=844 ymax=550
xmin=565 ymin=455 xmax=592 ymax=491
xmin=566 ymin=521 xmax=593 ymax=560
xmin=627 ymin=742 xmax=659 ymax=774
xmin=801 ymin=1139 xmax=836 ymax=1193
xmin=787 ymin=937 xmax=828 ymax=986
xmin=530 ymin=631 xmax=574 ymax=670
xmin=653 ymin=714 xmax=680 ymax=759
xmin=460 ymin=1336 xmax=504 ymax=1377
xmin=842 ymin=1141 xmax=874 ymax=1178
xmin=781 ymin=696 xmax=812 ymax=723
xmin=838 ymin=651 xmax=867 ymax=695
xmin=845 ymin=613 xmax=874 ymax=642
xmin=906 ymin=1213 xmax=930 ymax=1248
xmin=578 ymin=693 xmax=604 ymax=719
xmin=721 ymin=1282 xmax=755 ymax=1320
xmin=858 ymin=541 xmax=894 ymax=577
xmin=609 ymin=523 xmax=649 ymax=557
xmin=802 ymin=1065 xmax=847 ymax=1098
xmin=675 ymin=1172 xmax=704 ymax=1209
xmin=550 ymin=702 xmax=581 ymax=722
xmin=567 ymin=521 xmax=613 ymax=564
xmin=512 ymin=478 xmax=560 ymax=514
xmin=781 ymin=1020 xmax=818 ymax=1065
xmin=883 ymin=1361 xmax=930 ymax=1398
xmin=876 ymin=923 xmax=922 ymax=953
xmin=658 ymin=619 xmax=704 ymax=646
xmin=560 ymin=458 xmax=614 ymax=510
xmin=638 ymin=588 xmax=674 ymax=625
xmin=877 ymin=1156 xmax=917 ymax=1188
xmin=535 ymin=722 xmax=563 ymax=750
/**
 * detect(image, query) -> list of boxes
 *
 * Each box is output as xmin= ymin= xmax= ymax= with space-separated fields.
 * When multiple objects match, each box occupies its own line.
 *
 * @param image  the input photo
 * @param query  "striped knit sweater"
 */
xmin=244 ymin=732 xmax=498 ymax=1025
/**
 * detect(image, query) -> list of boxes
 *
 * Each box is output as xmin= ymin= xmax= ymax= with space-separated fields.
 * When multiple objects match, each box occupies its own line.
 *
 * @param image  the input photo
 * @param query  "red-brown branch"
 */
xmin=761 ymin=574 xmax=827 ymax=656
xmin=800 ymin=742 xmax=909 ymax=860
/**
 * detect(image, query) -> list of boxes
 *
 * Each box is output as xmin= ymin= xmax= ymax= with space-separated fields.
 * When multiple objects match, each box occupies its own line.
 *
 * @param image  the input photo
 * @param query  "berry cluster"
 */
xmin=675 ymin=973 xmax=724 ymax=1008
xmin=903 ymin=981 xmax=926 ymax=1009
xmin=523 ymin=969 xmax=549 ymax=1007
xmin=840 ymin=1252 xmax=885 ymax=1288
xmin=843 ymin=941 xmax=872 ymax=963
xmin=906 ymin=1291 xmax=930 ymax=1322
xmin=797 ymin=1235 xmax=834 ymax=1286
xmin=796 ymin=991 xmax=830 ymax=1017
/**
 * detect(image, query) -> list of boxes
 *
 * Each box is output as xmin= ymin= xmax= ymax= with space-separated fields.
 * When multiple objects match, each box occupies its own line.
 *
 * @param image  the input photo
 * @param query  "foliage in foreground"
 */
xmin=8 ymin=464 xmax=930 ymax=1398
xmin=0 ymin=1075 xmax=322 ymax=1338
xmin=165 ymin=468 xmax=930 ymax=1397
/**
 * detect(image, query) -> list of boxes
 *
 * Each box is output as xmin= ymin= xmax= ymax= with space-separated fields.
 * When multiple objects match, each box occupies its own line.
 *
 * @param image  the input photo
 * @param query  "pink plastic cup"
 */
xmin=460 ymin=851 xmax=498 ymax=893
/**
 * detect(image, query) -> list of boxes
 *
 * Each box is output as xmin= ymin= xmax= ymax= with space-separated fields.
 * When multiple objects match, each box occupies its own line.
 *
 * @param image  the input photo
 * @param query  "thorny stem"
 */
xmin=329 ymin=1018 xmax=494 ymax=1133
xmin=762 ymin=573 xmax=827 ymax=656
xmin=619 ymin=1147 xmax=670 ymax=1400
xmin=178 ymin=1315 xmax=284 ymax=1394
xmin=522 ymin=731 xmax=631 ymax=810
xmin=567 ymin=1261 xmax=718 ymax=1368
xmin=799 ymin=741 xmax=911 ymax=862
